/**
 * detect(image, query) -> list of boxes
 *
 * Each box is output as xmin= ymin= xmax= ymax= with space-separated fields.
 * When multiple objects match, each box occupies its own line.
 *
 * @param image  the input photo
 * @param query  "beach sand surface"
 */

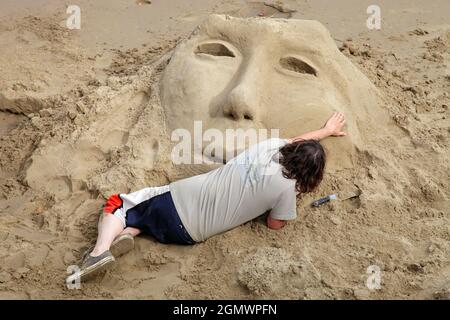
xmin=0 ymin=0 xmax=448 ymax=299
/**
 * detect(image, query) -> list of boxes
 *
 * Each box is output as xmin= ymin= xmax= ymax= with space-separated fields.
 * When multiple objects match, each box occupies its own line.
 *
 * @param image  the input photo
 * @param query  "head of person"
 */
xmin=279 ymin=139 xmax=326 ymax=195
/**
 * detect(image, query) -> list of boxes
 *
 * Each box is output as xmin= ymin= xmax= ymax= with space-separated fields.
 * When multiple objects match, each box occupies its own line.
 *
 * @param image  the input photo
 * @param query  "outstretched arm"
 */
xmin=268 ymin=112 xmax=347 ymax=231
xmin=287 ymin=112 xmax=347 ymax=143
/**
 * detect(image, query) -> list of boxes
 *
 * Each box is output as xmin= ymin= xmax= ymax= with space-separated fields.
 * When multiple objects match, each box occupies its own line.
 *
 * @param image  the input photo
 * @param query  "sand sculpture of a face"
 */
xmin=161 ymin=15 xmax=386 ymax=170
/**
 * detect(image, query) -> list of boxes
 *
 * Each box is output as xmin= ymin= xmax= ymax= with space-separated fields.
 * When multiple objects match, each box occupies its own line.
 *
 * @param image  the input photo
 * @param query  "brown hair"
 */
xmin=278 ymin=139 xmax=326 ymax=196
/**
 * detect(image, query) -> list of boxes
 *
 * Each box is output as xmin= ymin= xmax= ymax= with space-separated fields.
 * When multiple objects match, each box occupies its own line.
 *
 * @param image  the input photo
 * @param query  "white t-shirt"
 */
xmin=169 ymin=138 xmax=297 ymax=242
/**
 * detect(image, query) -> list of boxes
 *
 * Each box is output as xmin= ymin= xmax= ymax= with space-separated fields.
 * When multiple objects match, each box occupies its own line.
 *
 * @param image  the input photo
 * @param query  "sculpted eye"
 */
xmin=195 ymin=43 xmax=235 ymax=57
xmin=279 ymin=57 xmax=317 ymax=76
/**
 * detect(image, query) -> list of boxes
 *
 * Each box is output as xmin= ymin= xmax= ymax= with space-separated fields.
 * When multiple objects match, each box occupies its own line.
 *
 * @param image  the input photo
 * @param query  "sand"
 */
xmin=0 ymin=0 xmax=449 ymax=299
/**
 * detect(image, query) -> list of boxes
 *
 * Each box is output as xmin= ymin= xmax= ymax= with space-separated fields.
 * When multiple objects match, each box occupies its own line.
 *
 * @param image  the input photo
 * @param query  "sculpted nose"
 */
xmin=222 ymin=56 xmax=262 ymax=122
xmin=223 ymin=86 xmax=256 ymax=121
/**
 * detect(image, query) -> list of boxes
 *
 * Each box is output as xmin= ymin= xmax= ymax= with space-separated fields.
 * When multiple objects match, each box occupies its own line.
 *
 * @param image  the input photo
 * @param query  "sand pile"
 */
xmin=0 ymin=3 xmax=448 ymax=300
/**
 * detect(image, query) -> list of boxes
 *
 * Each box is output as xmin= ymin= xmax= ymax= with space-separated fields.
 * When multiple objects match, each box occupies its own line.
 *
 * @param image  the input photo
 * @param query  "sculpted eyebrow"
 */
xmin=281 ymin=37 xmax=325 ymax=58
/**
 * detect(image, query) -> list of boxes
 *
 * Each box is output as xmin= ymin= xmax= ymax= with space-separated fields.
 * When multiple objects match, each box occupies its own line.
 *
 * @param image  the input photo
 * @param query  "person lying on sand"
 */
xmin=66 ymin=112 xmax=346 ymax=283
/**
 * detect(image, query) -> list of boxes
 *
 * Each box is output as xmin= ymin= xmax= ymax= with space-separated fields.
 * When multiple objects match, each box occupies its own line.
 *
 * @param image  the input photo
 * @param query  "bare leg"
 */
xmin=91 ymin=213 xmax=124 ymax=257
xmin=120 ymin=227 xmax=141 ymax=237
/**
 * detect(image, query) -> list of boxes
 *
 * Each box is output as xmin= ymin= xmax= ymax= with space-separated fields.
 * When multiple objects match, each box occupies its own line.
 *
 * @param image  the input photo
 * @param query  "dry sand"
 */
xmin=0 ymin=0 xmax=449 ymax=299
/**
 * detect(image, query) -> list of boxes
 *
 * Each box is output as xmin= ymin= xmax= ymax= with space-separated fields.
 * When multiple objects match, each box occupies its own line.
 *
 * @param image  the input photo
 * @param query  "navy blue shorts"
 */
xmin=124 ymin=191 xmax=195 ymax=245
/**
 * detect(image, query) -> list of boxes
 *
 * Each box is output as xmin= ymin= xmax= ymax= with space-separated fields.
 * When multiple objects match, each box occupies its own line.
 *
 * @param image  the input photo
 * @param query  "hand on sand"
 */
xmin=324 ymin=112 xmax=346 ymax=137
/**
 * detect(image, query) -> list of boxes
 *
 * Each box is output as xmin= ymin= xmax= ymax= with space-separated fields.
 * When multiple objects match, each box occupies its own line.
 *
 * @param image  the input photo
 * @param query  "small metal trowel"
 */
xmin=311 ymin=189 xmax=362 ymax=207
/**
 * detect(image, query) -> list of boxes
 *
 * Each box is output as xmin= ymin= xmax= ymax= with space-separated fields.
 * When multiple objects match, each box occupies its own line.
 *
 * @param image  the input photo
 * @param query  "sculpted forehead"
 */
xmin=193 ymin=15 xmax=336 ymax=55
